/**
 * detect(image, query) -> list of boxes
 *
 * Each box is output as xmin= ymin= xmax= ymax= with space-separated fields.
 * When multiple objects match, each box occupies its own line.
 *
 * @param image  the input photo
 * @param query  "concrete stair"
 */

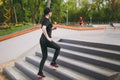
xmin=3 ymin=66 xmax=32 ymax=80
xmin=3 ymin=39 xmax=120 ymax=80
xmin=58 ymin=39 xmax=120 ymax=52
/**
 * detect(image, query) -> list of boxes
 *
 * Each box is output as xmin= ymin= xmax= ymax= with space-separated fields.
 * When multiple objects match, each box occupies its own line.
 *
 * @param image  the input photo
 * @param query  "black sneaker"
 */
xmin=50 ymin=62 xmax=59 ymax=68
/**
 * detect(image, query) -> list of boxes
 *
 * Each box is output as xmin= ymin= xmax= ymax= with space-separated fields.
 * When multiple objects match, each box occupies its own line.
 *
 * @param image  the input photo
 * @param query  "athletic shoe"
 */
xmin=50 ymin=62 xmax=59 ymax=68
xmin=37 ymin=74 xmax=45 ymax=79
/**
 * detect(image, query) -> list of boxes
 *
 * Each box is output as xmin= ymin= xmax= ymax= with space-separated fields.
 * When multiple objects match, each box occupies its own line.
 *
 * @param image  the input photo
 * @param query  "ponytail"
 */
xmin=40 ymin=14 xmax=45 ymax=24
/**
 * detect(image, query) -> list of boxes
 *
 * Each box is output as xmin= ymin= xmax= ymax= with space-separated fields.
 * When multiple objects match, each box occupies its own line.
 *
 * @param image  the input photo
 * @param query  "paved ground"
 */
xmin=0 ymin=29 xmax=41 ymax=64
xmin=0 ymin=28 xmax=120 ymax=64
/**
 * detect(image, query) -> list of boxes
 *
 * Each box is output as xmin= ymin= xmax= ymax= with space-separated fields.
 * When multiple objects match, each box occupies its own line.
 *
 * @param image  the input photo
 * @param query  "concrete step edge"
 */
xmin=3 ymin=66 xmax=32 ymax=80
xmin=47 ymin=49 xmax=120 ymax=71
xmin=58 ymin=43 xmax=120 ymax=60
xmin=58 ymin=42 xmax=120 ymax=55
xmin=58 ymin=39 xmax=120 ymax=52
xmin=26 ymin=55 xmax=85 ymax=80
xmin=15 ymin=60 xmax=60 ymax=80
xmin=35 ymin=52 xmax=119 ymax=80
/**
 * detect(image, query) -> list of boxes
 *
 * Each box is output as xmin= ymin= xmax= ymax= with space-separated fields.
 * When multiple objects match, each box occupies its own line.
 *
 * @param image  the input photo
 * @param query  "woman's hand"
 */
xmin=47 ymin=37 xmax=53 ymax=42
xmin=52 ymin=26 xmax=57 ymax=30
xmin=42 ymin=25 xmax=53 ymax=42
xmin=53 ymin=22 xmax=60 ymax=30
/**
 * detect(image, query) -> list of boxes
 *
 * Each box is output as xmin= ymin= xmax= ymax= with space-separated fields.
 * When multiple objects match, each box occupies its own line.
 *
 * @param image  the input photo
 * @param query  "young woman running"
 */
xmin=37 ymin=7 xmax=61 ymax=78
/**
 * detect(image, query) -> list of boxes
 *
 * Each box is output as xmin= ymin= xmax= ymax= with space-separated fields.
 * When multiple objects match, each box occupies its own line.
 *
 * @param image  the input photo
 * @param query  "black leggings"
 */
xmin=38 ymin=40 xmax=60 ymax=74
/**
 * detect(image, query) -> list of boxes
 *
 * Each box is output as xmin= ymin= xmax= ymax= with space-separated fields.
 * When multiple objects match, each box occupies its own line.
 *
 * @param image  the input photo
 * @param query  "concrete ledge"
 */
xmin=0 ymin=26 xmax=41 ymax=41
xmin=0 ymin=25 xmax=105 ymax=42
xmin=58 ymin=25 xmax=105 ymax=30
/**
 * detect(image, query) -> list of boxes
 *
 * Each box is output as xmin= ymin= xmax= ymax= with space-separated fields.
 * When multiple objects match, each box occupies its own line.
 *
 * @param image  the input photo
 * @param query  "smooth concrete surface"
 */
xmin=93 ymin=24 xmax=108 ymax=27
xmin=53 ymin=28 xmax=120 ymax=45
xmin=0 ymin=28 xmax=120 ymax=64
xmin=0 ymin=29 xmax=41 ymax=64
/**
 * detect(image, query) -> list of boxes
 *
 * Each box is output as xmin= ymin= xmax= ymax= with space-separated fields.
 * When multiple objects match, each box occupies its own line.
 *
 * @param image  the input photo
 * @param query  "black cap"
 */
xmin=44 ymin=7 xmax=52 ymax=15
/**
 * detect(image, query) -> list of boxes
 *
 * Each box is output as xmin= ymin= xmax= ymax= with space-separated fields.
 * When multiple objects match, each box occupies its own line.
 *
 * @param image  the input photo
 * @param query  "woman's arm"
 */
xmin=52 ymin=26 xmax=57 ymax=30
xmin=52 ymin=24 xmax=60 ymax=30
xmin=42 ymin=25 xmax=52 ymax=42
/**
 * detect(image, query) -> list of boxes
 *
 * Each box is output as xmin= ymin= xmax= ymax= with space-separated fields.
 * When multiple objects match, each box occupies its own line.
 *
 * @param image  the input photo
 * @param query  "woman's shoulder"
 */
xmin=42 ymin=18 xmax=50 ymax=26
xmin=43 ymin=18 xmax=49 ymax=22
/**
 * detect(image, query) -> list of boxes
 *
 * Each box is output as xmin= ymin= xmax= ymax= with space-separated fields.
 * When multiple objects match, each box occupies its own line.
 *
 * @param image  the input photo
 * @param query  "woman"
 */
xmin=37 ymin=7 xmax=61 ymax=78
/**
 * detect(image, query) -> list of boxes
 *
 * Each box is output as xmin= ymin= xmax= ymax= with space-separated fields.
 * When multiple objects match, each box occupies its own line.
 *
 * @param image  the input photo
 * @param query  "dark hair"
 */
xmin=44 ymin=7 xmax=52 ymax=15
xmin=40 ymin=7 xmax=52 ymax=23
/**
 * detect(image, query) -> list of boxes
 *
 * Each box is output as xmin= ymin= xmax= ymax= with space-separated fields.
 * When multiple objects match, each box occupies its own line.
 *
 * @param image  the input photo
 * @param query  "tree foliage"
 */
xmin=0 ymin=0 xmax=120 ymax=24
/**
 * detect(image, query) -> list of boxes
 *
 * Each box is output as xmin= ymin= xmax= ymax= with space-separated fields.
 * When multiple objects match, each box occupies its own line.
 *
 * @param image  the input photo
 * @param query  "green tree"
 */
xmin=46 ymin=0 xmax=51 ymax=8
xmin=31 ymin=0 xmax=41 ymax=24
xmin=3 ymin=0 xmax=12 ymax=24
xmin=51 ymin=0 xmax=66 ymax=23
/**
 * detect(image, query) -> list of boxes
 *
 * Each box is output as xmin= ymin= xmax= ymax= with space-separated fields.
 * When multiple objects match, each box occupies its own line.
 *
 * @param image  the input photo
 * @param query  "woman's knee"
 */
xmin=57 ymin=45 xmax=61 ymax=50
xmin=42 ymin=55 xmax=47 ymax=60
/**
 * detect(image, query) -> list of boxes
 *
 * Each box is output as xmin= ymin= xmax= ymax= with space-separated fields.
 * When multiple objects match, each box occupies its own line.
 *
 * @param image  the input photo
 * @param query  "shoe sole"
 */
xmin=37 ymin=75 xmax=46 ymax=79
xmin=50 ymin=64 xmax=58 ymax=69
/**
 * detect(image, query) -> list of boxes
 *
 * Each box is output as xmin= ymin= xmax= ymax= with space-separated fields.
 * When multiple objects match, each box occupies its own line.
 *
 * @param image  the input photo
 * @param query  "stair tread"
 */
xmin=59 ymin=39 xmax=120 ymax=52
xmin=16 ymin=60 xmax=60 ymax=80
xmin=58 ymin=42 xmax=120 ymax=60
xmin=58 ymin=42 xmax=120 ymax=55
xmin=27 ymin=55 xmax=98 ymax=80
xmin=4 ymin=66 xmax=32 ymax=80
xmin=59 ymin=48 xmax=120 ymax=65
xmin=37 ymin=52 xmax=118 ymax=77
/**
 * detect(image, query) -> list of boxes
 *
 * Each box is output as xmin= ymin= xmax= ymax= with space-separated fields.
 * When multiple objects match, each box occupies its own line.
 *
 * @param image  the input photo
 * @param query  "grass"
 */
xmin=0 ymin=24 xmax=34 ymax=37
